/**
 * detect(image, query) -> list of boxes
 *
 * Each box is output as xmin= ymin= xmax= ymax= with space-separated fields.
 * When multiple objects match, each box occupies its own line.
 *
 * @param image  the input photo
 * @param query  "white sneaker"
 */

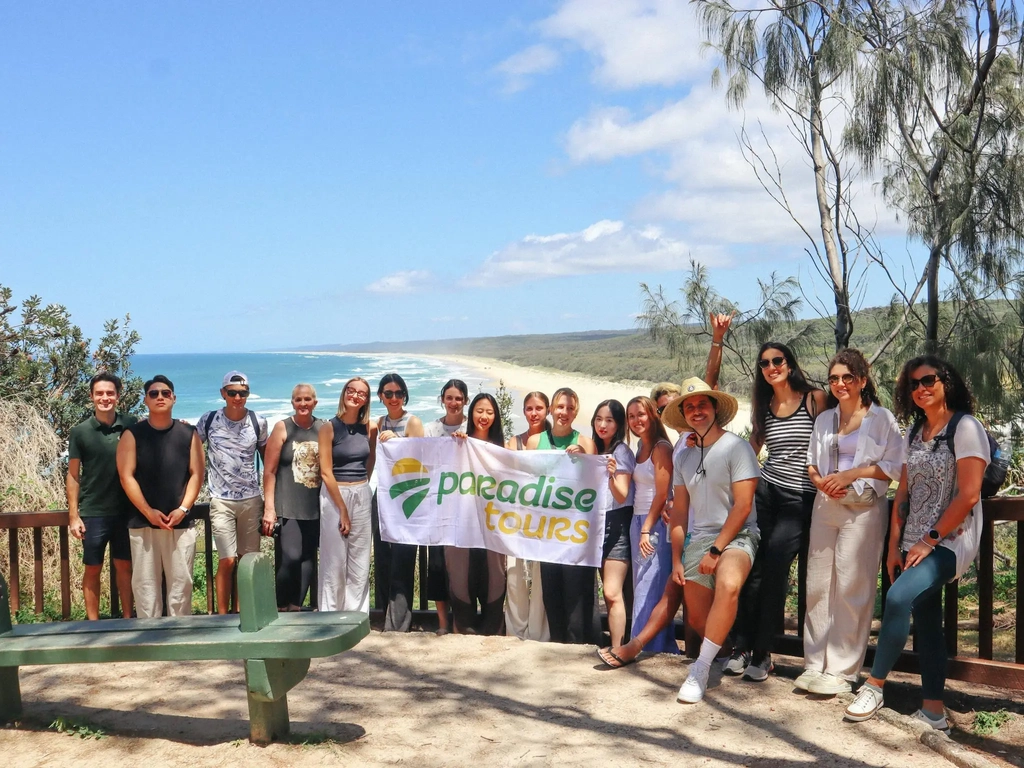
xmin=913 ymin=708 xmax=950 ymax=734
xmin=793 ymin=669 xmax=824 ymax=692
xmin=844 ymin=684 xmax=884 ymax=722
xmin=677 ymin=662 xmax=711 ymax=704
xmin=807 ymin=672 xmax=853 ymax=695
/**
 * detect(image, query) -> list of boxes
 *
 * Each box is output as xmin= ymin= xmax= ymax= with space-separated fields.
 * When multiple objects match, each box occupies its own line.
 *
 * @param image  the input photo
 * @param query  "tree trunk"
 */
xmin=809 ymin=72 xmax=851 ymax=351
xmin=925 ymin=243 xmax=941 ymax=352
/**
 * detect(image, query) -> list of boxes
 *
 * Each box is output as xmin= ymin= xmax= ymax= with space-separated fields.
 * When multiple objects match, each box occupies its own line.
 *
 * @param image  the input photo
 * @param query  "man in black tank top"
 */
xmin=117 ymin=375 xmax=205 ymax=618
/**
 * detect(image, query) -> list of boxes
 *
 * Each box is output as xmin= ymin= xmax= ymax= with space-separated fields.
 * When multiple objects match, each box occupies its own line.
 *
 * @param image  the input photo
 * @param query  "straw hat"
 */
xmin=661 ymin=377 xmax=739 ymax=432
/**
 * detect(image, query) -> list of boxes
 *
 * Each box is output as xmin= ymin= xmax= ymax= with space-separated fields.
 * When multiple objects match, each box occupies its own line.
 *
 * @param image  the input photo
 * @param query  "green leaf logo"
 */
xmin=389 ymin=458 xmax=431 ymax=518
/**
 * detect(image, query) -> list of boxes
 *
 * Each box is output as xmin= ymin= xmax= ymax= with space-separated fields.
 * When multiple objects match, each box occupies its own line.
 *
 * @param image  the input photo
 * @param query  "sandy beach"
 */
xmin=299 ymin=350 xmax=753 ymax=438
xmin=420 ymin=353 xmax=751 ymax=439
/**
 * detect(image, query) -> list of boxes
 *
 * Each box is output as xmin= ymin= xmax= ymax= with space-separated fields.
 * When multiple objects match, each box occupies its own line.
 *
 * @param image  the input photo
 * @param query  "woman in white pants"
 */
xmin=503 ymin=391 xmax=551 ymax=641
xmin=318 ymin=377 xmax=378 ymax=612
xmin=801 ymin=349 xmax=904 ymax=695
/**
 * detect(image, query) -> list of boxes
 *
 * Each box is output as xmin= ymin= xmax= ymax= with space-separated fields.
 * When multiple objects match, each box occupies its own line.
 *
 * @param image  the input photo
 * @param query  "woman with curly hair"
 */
xmin=845 ymin=356 xmax=989 ymax=730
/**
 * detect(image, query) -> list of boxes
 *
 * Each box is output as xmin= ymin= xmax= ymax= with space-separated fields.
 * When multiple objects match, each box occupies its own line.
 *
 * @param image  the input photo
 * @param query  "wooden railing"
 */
xmin=0 ymin=503 xmax=217 ymax=617
xmin=2 ymin=499 xmax=1021 ymax=689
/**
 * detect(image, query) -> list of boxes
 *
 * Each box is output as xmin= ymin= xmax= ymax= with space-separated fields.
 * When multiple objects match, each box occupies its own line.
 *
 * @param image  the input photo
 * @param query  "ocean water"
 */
xmin=132 ymin=352 xmax=486 ymax=427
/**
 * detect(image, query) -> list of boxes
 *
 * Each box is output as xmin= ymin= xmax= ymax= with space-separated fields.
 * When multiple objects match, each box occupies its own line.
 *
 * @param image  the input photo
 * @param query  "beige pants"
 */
xmin=803 ymin=494 xmax=887 ymax=680
xmin=504 ymin=557 xmax=550 ymax=641
xmin=129 ymin=526 xmax=198 ymax=618
xmin=210 ymin=495 xmax=263 ymax=560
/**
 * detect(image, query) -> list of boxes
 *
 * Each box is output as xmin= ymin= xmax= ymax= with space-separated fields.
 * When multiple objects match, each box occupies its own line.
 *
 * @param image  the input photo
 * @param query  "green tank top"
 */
xmin=537 ymin=429 xmax=580 ymax=450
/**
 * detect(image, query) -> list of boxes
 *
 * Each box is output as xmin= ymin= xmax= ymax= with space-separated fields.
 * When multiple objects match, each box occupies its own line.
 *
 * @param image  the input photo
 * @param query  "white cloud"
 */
xmin=463 ymin=219 xmax=727 ymax=286
xmin=540 ymin=0 xmax=704 ymax=89
xmin=365 ymin=270 xmax=434 ymax=294
xmin=495 ymin=44 xmax=560 ymax=93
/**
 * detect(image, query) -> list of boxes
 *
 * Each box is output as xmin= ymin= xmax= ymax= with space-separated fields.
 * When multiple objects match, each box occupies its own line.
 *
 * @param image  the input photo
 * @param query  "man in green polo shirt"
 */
xmin=67 ymin=372 xmax=138 ymax=620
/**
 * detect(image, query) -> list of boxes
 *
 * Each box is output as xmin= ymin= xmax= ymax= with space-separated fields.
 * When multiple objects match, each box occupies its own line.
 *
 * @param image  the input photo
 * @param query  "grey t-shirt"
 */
xmin=673 ymin=431 xmax=760 ymax=537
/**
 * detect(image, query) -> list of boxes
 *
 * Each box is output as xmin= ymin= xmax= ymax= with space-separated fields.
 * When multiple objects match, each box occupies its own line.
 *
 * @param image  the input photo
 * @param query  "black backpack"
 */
xmin=908 ymin=412 xmax=1008 ymax=498
xmin=202 ymin=409 xmax=264 ymax=473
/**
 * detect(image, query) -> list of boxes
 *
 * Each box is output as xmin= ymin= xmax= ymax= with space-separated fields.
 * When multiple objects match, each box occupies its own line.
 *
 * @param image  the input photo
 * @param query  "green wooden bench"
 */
xmin=0 ymin=551 xmax=369 ymax=743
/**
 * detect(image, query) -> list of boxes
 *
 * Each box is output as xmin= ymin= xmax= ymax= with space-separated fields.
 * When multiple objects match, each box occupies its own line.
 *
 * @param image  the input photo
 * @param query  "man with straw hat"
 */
xmin=661 ymin=377 xmax=761 ymax=704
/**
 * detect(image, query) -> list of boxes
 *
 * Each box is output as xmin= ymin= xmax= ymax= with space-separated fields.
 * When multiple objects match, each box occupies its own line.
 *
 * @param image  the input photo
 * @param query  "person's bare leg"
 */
xmin=216 ymin=556 xmax=236 ymax=615
xmin=113 ymin=558 xmax=133 ymax=618
xmin=602 ymin=579 xmax=683 ymax=664
xmin=82 ymin=564 xmax=103 ymax=620
xmin=701 ymin=551 xmax=751 ymax=645
xmin=683 ymin=582 xmax=714 ymax=639
xmin=602 ymin=559 xmax=630 ymax=647
xmin=436 ymin=600 xmax=450 ymax=631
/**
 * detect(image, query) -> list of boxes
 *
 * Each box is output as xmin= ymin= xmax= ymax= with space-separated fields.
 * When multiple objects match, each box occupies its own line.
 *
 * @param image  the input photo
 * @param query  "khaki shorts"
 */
xmin=683 ymin=530 xmax=759 ymax=590
xmin=210 ymin=496 xmax=263 ymax=560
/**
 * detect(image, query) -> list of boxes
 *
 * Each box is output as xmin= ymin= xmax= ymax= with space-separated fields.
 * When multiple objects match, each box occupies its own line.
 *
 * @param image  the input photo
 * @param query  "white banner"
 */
xmin=376 ymin=437 xmax=610 ymax=567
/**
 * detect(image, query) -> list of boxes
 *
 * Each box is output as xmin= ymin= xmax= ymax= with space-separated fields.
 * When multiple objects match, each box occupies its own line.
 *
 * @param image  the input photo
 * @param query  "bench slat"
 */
xmin=0 ymin=616 xmax=369 ymax=665
xmin=4 ymin=611 xmax=365 ymax=638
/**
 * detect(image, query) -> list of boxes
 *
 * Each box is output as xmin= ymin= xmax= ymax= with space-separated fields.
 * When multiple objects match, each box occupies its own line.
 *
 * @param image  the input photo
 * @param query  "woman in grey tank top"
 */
xmin=318 ymin=377 xmax=378 ymax=613
xmin=374 ymin=373 xmax=451 ymax=634
xmin=262 ymin=383 xmax=324 ymax=610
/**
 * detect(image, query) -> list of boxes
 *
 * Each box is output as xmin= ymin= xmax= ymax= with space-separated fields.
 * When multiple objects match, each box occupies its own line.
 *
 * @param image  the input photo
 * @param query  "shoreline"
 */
xmin=287 ymin=349 xmax=753 ymax=437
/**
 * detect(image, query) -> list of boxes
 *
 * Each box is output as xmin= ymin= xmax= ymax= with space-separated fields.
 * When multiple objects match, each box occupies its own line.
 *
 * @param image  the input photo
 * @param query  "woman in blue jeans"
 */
xmin=844 ymin=356 xmax=990 ymax=731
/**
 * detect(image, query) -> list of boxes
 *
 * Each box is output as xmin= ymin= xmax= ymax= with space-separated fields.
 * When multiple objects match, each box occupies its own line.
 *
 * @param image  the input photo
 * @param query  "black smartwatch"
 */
xmin=927 ymin=528 xmax=941 ymax=542
xmin=709 ymin=545 xmax=723 ymax=557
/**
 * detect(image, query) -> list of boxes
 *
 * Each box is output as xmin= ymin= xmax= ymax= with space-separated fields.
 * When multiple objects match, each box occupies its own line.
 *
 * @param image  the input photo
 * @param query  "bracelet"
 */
xmin=920 ymin=539 xmax=936 ymax=550
xmin=641 ymin=530 xmax=650 ymax=535
xmin=711 ymin=341 xmax=723 ymax=348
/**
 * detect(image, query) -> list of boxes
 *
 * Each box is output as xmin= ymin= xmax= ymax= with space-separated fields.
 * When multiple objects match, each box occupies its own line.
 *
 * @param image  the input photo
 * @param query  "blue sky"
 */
xmin=1 ymin=2 xmax=911 ymax=353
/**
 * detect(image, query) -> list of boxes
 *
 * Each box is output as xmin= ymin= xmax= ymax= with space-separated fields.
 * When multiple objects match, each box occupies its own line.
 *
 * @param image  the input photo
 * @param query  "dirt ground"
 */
xmin=2 ymin=632 xmax=1022 ymax=768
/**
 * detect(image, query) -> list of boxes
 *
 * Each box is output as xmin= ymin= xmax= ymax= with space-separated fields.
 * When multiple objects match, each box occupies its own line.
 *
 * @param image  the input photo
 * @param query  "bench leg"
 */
xmin=247 ymin=692 xmax=289 ymax=744
xmin=0 ymin=666 xmax=22 ymax=723
xmin=244 ymin=658 xmax=309 ymax=744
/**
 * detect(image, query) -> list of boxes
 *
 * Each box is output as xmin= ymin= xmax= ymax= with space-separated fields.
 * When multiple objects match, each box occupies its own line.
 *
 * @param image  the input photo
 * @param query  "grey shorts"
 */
xmin=683 ymin=530 xmax=759 ymax=590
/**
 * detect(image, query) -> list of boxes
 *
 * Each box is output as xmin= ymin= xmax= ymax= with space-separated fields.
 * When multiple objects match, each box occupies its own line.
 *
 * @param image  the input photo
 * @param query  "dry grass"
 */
xmin=0 ymin=399 xmax=85 ymax=616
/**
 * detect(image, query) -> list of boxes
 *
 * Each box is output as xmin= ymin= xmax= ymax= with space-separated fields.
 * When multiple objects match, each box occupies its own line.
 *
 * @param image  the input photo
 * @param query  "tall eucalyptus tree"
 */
xmin=692 ymin=0 xmax=867 ymax=351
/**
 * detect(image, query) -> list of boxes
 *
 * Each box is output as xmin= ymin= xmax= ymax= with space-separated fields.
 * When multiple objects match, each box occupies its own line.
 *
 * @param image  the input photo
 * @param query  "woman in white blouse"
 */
xmin=800 ymin=348 xmax=905 ymax=696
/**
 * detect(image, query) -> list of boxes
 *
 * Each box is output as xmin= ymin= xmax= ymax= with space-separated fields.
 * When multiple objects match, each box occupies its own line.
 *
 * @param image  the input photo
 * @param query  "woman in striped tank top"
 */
xmin=721 ymin=342 xmax=826 ymax=681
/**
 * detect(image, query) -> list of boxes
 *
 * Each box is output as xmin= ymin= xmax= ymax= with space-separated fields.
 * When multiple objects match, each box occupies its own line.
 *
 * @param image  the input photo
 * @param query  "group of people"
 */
xmin=66 ymin=329 xmax=993 ymax=731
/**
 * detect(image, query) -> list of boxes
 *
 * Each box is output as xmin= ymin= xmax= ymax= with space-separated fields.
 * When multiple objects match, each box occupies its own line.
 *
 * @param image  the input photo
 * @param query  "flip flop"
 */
xmin=597 ymin=646 xmax=635 ymax=669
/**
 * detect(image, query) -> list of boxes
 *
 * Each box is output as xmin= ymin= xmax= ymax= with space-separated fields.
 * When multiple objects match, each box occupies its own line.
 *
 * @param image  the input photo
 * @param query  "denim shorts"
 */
xmin=602 ymin=506 xmax=633 ymax=562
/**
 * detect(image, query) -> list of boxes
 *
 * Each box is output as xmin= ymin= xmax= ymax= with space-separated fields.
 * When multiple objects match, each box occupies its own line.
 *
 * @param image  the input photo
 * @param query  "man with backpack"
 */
xmin=197 ymin=371 xmax=268 ymax=614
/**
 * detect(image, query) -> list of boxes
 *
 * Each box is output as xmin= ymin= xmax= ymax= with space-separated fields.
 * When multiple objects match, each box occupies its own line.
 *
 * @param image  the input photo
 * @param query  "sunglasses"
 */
xmin=147 ymin=389 xmax=173 ymax=399
xmin=381 ymin=390 xmax=405 ymax=400
xmin=225 ymin=389 xmax=249 ymax=399
xmin=910 ymin=374 xmax=942 ymax=391
xmin=758 ymin=356 xmax=786 ymax=369
xmin=827 ymin=373 xmax=856 ymax=386
xmin=657 ymin=406 xmax=666 ymax=416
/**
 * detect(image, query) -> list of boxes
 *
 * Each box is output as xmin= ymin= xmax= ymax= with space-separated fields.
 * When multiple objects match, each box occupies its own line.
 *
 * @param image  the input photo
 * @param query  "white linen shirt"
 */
xmin=806 ymin=404 xmax=905 ymax=497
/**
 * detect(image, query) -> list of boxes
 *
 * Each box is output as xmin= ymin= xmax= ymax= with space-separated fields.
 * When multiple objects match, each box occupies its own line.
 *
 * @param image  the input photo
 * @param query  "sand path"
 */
xmin=6 ymin=633 xmax=953 ymax=767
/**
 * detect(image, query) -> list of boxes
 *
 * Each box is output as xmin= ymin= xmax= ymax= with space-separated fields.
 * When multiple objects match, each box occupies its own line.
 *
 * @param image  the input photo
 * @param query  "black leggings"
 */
xmin=734 ymin=479 xmax=815 ymax=654
xmin=384 ymin=543 xmax=450 ymax=632
xmin=275 ymin=518 xmax=320 ymax=609
xmin=540 ymin=562 xmax=599 ymax=645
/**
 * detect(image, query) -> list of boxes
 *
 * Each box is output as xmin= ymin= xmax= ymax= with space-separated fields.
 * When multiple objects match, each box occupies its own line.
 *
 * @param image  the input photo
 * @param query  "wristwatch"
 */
xmin=709 ymin=545 xmax=723 ymax=557
xmin=178 ymin=506 xmax=190 ymax=515
xmin=927 ymin=528 xmax=941 ymax=542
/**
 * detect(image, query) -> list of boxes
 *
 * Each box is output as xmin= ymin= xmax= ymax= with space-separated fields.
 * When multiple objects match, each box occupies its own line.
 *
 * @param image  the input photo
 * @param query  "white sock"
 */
xmin=696 ymin=639 xmax=722 ymax=668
